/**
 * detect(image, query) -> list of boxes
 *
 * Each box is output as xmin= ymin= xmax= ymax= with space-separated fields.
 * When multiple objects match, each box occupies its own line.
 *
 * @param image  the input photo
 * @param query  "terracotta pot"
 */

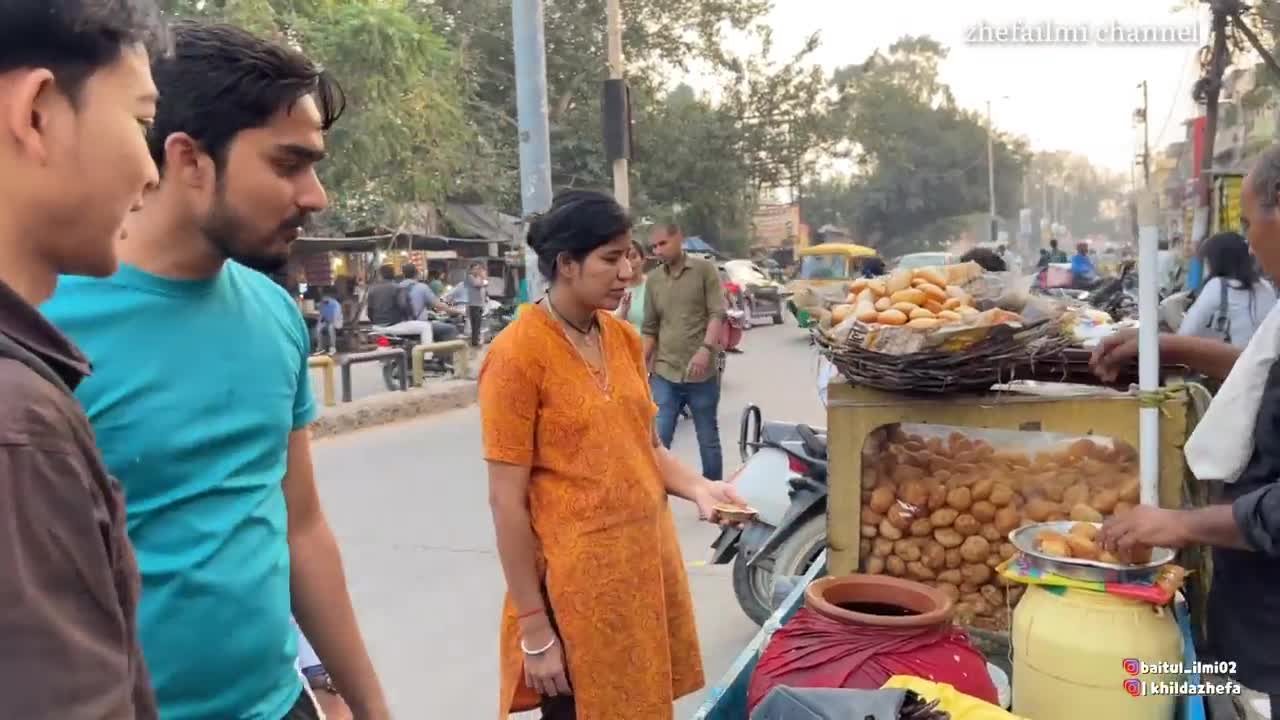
xmin=804 ymin=574 xmax=954 ymax=628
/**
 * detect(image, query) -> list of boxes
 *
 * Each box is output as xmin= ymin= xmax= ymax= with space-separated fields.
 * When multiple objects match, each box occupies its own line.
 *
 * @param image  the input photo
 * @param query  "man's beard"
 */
xmin=200 ymin=195 xmax=305 ymax=274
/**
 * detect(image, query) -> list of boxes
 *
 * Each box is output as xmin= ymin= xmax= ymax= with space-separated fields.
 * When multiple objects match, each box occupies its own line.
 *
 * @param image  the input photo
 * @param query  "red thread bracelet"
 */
xmin=517 ymin=608 xmax=546 ymax=621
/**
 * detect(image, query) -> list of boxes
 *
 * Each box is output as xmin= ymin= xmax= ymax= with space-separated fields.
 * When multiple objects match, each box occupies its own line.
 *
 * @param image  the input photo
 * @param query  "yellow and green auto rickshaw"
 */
xmin=785 ymin=243 xmax=880 ymax=328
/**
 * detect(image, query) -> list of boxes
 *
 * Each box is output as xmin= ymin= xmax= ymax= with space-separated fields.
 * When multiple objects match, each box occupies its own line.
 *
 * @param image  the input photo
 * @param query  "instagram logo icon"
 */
xmin=1122 ymin=658 xmax=1140 ymax=676
xmin=1123 ymin=678 xmax=1143 ymax=697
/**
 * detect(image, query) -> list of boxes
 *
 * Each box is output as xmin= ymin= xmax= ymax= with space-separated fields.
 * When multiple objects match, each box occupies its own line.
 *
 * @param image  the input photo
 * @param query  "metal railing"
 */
xmin=339 ymin=348 xmax=406 ymax=403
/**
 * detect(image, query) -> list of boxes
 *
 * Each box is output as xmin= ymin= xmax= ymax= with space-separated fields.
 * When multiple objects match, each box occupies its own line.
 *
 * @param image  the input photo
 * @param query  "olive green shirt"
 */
xmin=642 ymin=255 xmax=725 ymax=383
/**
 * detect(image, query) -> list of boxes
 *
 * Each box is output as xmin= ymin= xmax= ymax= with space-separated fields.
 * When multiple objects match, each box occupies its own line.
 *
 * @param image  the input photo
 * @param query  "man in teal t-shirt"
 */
xmin=43 ymin=22 xmax=387 ymax=720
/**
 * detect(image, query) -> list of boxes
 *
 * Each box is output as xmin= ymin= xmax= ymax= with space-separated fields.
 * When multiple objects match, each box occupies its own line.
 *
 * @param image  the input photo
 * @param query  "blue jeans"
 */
xmin=652 ymin=374 xmax=723 ymax=481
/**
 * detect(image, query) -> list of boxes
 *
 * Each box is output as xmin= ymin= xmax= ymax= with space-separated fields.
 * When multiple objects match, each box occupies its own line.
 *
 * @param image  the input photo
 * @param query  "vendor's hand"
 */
xmin=693 ymin=480 xmax=747 ymax=526
xmin=1099 ymin=505 xmax=1190 ymax=553
xmin=520 ymin=619 xmax=572 ymax=698
xmin=686 ymin=347 xmax=713 ymax=382
xmin=1090 ymin=328 xmax=1139 ymax=383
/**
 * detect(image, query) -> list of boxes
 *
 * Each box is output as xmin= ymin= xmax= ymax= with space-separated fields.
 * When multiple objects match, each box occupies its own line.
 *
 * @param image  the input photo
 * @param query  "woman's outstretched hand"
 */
xmin=693 ymin=480 xmax=747 ymax=525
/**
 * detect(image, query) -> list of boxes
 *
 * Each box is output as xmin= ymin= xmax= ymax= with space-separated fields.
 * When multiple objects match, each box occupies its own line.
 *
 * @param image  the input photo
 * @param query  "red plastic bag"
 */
xmin=747 ymin=608 xmax=997 ymax=714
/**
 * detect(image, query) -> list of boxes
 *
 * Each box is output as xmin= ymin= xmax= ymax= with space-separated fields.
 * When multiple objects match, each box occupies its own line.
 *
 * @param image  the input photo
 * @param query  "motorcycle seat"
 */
xmin=760 ymin=421 xmax=803 ymax=445
xmin=797 ymin=424 xmax=828 ymax=460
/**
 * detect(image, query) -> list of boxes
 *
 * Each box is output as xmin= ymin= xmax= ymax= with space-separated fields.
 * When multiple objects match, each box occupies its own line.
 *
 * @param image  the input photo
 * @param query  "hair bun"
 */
xmin=526 ymin=213 xmax=550 ymax=252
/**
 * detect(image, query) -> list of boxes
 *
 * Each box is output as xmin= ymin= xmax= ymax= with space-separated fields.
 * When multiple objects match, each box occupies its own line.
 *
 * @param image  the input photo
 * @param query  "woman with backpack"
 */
xmin=1178 ymin=231 xmax=1278 ymax=349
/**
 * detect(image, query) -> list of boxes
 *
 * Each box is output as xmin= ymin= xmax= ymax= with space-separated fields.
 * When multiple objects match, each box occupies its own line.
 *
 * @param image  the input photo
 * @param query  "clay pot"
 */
xmin=805 ymin=574 xmax=954 ymax=628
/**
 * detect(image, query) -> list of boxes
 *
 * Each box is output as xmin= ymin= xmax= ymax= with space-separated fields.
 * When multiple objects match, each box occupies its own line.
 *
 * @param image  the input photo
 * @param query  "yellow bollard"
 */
xmin=411 ymin=340 xmax=470 ymax=385
xmin=307 ymin=355 xmax=337 ymax=407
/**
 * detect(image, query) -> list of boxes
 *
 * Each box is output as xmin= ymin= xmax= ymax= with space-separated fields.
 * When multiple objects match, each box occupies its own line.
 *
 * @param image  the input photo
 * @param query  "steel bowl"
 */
xmin=1008 ymin=521 xmax=1175 ymax=584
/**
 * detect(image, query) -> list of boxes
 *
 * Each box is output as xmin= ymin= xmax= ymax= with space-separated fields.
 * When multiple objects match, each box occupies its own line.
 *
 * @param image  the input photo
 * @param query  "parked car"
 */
xmin=721 ymin=259 xmax=786 ymax=326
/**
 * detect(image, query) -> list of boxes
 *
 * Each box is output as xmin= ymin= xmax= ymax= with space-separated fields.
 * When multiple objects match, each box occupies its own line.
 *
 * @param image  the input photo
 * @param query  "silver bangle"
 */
xmin=520 ymin=635 xmax=557 ymax=656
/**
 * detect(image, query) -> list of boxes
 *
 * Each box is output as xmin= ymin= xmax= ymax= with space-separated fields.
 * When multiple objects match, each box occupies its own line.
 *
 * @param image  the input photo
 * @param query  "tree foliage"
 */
xmin=151 ymin=5 xmax=1122 ymax=254
xmin=159 ymin=0 xmax=481 ymax=230
xmin=800 ymin=37 xmax=1030 ymax=254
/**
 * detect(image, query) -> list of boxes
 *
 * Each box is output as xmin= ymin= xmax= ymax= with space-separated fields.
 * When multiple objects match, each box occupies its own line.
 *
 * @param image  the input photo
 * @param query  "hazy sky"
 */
xmin=725 ymin=0 xmax=1208 ymax=178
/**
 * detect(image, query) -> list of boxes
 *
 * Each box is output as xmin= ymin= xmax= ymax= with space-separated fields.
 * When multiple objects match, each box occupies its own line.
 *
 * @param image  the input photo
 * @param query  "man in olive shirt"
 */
xmin=643 ymin=224 xmax=726 ymax=480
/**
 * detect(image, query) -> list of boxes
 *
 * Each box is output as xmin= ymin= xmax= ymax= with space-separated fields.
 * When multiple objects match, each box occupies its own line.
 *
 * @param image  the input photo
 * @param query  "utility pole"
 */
xmin=512 ymin=0 xmax=554 ymax=301
xmin=1198 ymin=6 xmax=1229 ymax=233
xmin=1138 ymin=80 xmax=1151 ymax=187
xmin=605 ymin=0 xmax=629 ymax=207
xmin=986 ymin=100 xmax=997 ymax=243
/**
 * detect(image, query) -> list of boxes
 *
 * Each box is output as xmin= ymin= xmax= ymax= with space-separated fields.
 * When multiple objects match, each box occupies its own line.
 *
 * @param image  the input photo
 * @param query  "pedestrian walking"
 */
xmin=42 ymin=22 xmax=387 ymax=720
xmin=481 ymin=190 xmax=743 ymax=720
xmin=0 ymin=2 xmax=165 ymax=716
xmin=643 ymin=223 xmax=726 ymax=480
xmin=466 ymin=260 xmax=489 ymax=346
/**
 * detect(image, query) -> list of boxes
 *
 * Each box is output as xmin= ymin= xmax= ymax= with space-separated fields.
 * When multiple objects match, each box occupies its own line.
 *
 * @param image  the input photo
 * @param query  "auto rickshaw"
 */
xmin=785 ymin=243 xmax=879 ymax=328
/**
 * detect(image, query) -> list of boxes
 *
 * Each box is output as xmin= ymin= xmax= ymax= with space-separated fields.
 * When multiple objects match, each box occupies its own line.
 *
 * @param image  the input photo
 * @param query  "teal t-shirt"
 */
xmin=43 ymin=262 xmax=317 ymax=720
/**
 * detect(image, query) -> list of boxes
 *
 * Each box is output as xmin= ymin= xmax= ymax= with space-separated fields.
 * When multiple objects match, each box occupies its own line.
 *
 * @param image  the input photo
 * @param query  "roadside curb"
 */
xmin=312 ymin=380 xmax=478 ymax=439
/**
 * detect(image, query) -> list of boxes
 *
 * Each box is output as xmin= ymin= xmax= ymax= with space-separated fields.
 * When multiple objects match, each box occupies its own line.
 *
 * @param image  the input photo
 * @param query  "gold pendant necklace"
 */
xmin=542 ymin=299 xmax=610 ymax=392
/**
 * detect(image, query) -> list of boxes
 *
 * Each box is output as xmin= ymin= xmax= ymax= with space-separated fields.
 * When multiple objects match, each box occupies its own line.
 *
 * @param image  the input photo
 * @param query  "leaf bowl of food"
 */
xmin=713 ymin=504 xmax=759 ymax=524
xmin=1009 ymin=521 xmax=1175 ymax=584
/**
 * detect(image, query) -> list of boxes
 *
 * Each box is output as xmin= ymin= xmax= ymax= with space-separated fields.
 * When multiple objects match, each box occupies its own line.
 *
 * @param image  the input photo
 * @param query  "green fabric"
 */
xmin=626 ymin=279 xmax=647 ymax=328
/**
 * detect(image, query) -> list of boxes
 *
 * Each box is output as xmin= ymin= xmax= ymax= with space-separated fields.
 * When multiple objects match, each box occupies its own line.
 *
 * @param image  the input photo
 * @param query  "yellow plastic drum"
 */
xmin=1012 ymin=585 xmax=1182 ymax=720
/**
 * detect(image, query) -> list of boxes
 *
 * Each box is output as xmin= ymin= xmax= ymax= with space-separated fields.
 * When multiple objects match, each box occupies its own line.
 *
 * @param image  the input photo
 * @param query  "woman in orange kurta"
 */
xmin=481 ymin=191 xmax=743 ymax=720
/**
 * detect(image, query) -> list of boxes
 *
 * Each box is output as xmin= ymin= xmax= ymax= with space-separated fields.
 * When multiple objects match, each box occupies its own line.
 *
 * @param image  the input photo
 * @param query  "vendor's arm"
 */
xmin=1230 ymin=483 xmax=1280 ymax=555
xmin=1091 ymin=328 xmax=1241 ymax=384
xmin=1100 ymin=503 xmax=1251 ymax=556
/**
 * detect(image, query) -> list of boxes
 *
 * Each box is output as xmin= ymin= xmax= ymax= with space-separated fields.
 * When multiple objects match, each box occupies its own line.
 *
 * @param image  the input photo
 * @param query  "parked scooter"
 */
xmin=710 ymin=405 xmax=829 ymax=625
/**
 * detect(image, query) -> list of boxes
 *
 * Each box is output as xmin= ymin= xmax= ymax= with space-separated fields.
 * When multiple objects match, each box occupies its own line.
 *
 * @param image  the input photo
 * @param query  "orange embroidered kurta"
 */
xmin=480 ymin=304 xmax=704 ymax=720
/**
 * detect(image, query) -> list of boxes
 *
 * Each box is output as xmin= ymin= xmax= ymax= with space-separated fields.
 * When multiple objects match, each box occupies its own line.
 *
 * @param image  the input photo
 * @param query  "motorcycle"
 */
xmin=369 ymin=327 xmax=458 ymax=391
xmin=487 ymin=300 xmax=518 ymax=338
xmin=1085 ymin=260 xmax=1139 ymax=321
xmin=710 ymin=405 xmax=828 ymax=625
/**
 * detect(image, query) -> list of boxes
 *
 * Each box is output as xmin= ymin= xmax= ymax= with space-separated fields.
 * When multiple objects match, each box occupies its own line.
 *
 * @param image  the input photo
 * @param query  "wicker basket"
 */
xmin=814 ymin=319 xmax=1074 ymax=394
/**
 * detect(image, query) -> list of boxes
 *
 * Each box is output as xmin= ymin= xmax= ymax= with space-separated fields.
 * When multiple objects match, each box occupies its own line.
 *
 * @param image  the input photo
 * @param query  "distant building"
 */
xmin=750 ymin=203 xmax=810 ymax=259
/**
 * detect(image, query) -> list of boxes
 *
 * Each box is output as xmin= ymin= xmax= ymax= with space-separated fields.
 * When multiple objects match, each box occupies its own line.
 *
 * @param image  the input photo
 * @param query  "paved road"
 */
xmin=311 ymin=321 xmax=825 ymax=718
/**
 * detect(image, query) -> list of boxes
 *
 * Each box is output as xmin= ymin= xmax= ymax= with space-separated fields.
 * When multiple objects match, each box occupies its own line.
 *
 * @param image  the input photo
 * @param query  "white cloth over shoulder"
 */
xmin=1185 ymin=301 xmax=1280 ymax=483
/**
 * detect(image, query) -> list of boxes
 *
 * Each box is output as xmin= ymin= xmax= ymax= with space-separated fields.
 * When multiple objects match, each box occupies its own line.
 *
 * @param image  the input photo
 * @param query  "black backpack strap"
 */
xmin=0 ymin=333 xmax=74 ymax=397
xmin=1212 ymin=278 xmax=1232 ymax=345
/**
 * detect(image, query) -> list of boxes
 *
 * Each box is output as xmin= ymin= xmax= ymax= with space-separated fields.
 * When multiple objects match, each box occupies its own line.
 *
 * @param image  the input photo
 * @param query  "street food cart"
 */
xmin=692 ymin=256 xmax=1231 ymax=720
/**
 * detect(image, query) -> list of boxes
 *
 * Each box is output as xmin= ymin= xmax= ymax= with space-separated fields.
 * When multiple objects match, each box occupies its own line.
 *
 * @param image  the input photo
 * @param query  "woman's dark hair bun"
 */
xmin=526 ymin=190 xmax=632 ymax=281
xmin=525 ymin=213 xmax=551 ymax=253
